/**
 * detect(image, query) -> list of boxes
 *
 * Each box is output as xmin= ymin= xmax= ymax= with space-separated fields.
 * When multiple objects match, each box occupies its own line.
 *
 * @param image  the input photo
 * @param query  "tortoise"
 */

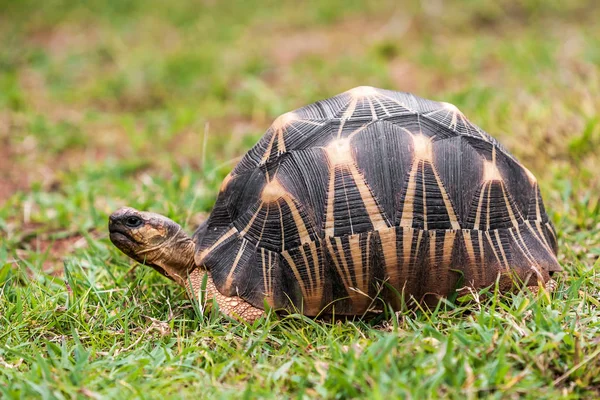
xmin=109 ymin=86 xmax=561 ymax=322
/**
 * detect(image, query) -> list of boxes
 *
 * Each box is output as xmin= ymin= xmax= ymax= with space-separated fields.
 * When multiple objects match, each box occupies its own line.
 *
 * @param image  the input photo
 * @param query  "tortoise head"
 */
xmin=109 ymin=207 xmax=195 ymax=286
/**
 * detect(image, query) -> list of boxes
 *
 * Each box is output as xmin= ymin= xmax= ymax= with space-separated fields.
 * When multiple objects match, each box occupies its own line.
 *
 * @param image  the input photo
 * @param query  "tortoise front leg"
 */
xmin=528 ymin=278 xmax=558 ymax=296
xmin=187 ymin=268 xmax=265 ymax=323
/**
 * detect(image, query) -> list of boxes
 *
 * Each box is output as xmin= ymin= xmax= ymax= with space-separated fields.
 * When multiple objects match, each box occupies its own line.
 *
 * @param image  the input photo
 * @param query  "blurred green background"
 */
xmin=1 ymin=0 xmax=599 ymax=398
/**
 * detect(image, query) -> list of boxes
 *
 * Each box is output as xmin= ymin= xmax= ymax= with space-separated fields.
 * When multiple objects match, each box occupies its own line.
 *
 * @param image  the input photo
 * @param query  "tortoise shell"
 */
xmin=195 ymin=86 xmax=561 ymax=315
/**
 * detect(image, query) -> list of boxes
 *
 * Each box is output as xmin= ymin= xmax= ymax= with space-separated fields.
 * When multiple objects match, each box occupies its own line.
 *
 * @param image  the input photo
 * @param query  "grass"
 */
xmin=1 ymin=0 xmax=599 ymax=398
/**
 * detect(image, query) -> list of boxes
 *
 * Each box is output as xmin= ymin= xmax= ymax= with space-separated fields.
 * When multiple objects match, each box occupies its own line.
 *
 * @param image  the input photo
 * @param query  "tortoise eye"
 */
xmin=125 ymin=216 xmax=143 ymax=228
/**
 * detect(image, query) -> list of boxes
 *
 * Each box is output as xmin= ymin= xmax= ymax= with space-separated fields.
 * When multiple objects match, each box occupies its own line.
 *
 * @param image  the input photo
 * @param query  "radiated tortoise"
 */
xmin=109 ymin=86 xmax=561 ymax=322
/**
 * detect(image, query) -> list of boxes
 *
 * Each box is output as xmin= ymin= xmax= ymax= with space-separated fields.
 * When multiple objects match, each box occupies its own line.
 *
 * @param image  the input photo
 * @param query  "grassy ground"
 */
xmin=1 ymin=0 xmax=599 ymax=398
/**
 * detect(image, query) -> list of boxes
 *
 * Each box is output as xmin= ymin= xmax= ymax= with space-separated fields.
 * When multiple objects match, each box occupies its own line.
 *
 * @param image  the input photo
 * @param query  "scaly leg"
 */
xmin=187 ymin=268 xmax=265 ymax=322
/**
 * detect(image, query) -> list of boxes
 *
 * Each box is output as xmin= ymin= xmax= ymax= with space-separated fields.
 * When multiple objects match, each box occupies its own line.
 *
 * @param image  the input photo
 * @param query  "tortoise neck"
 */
xmin=149 ymin=232 xmax=196 ymax=287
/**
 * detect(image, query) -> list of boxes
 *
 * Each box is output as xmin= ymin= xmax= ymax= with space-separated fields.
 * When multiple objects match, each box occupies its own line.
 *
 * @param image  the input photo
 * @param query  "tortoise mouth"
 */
xmin=109 ymin=226 xmax=139 ymax=246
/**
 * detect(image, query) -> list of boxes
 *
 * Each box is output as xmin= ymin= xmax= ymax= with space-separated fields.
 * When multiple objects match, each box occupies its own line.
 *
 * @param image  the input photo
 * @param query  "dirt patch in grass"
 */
xmin=0 ymin=120 xmax=28 ymax=203
xmin=15 ymin=228 xmax=93 ymax=275
xmin=27 ymin=23 xmax=102 ymax=61
xmin=257 ymin=12 xmax=411 ymax=68
xmin=37 ymin=235 xmax=87 ymax=274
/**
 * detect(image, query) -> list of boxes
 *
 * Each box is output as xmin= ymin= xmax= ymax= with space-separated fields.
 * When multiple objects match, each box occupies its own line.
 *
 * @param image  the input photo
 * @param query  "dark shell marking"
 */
xmin=195 ymin=87 xmax=560 ymax=316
